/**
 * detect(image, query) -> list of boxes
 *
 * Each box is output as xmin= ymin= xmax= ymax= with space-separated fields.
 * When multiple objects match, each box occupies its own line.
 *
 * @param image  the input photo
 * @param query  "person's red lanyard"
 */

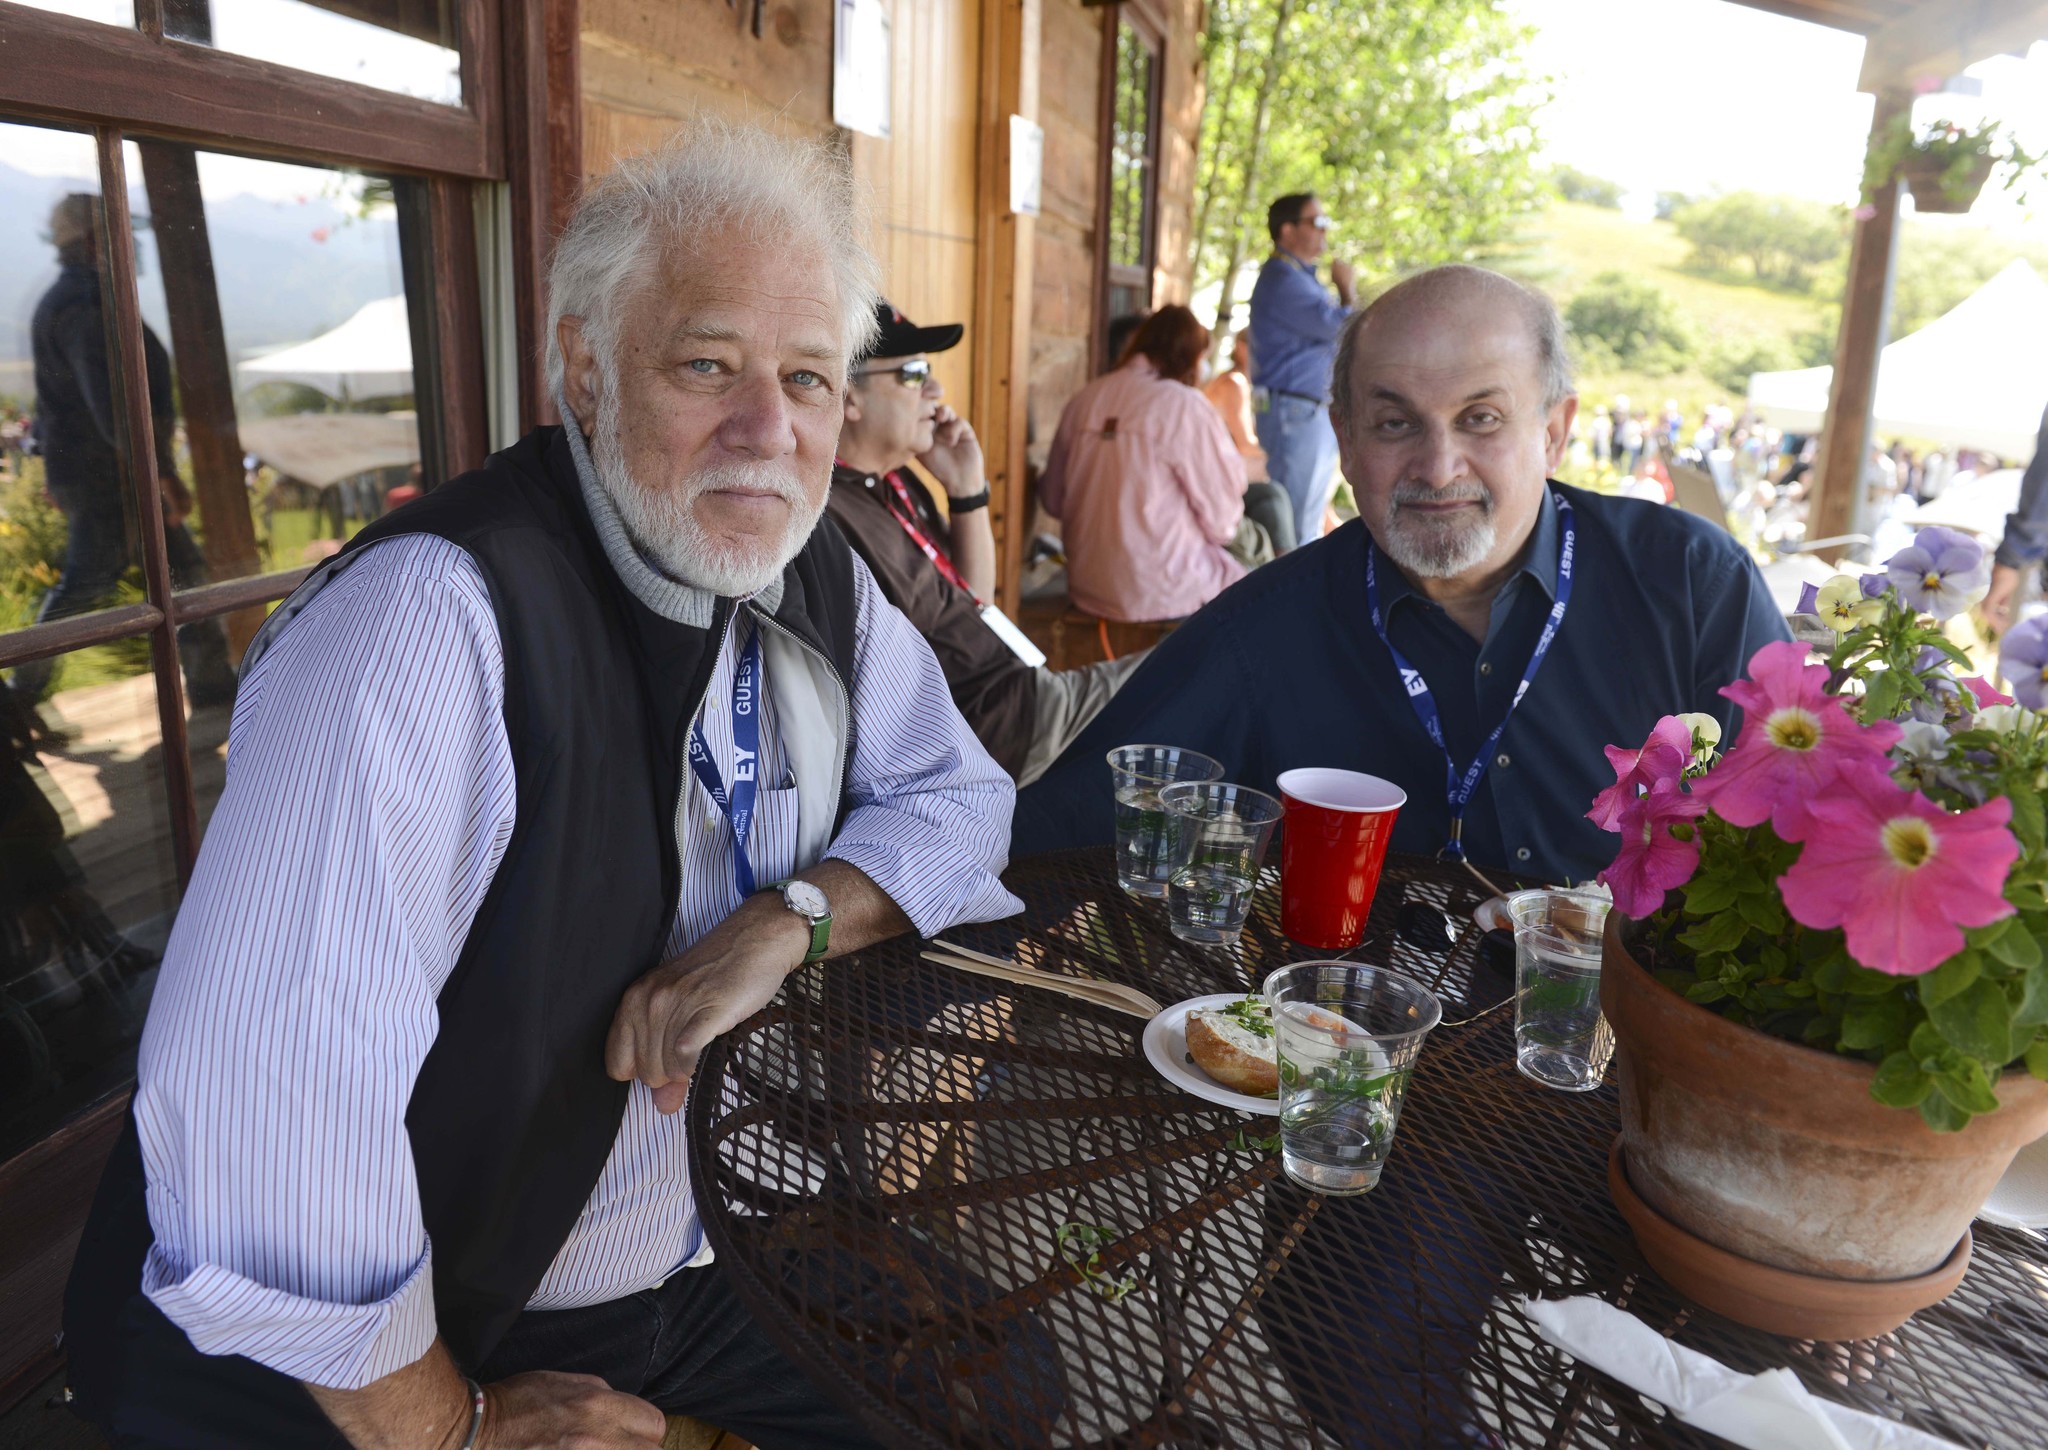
xmin=867 ymin=466 xmax=981 ymax=604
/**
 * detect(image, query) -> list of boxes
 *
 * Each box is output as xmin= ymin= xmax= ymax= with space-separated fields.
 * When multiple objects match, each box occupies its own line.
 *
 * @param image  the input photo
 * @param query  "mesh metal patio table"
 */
xmin=688 ymin=848 xmax=2048 ymax=1448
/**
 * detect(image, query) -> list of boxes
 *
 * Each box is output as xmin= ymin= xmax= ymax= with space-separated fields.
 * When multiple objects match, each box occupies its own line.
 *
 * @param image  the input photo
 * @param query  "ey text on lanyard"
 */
xmin=687 ymin=626 xmax=763 ymax=897
xmin=1364 ymin=490 xmax=1575 ymax=862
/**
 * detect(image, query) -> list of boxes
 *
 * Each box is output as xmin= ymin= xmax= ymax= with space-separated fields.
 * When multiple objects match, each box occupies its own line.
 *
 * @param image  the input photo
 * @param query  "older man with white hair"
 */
xmin=1016 ymin=264 xmax=1788 ymax=886
xmin=62 ymin=121 xmax=1017 ymax=1449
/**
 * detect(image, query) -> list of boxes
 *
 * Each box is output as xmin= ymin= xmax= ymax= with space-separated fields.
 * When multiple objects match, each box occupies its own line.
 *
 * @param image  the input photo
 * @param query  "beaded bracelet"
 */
xmin=457 ymin=1378 xmax=486 ymax=1450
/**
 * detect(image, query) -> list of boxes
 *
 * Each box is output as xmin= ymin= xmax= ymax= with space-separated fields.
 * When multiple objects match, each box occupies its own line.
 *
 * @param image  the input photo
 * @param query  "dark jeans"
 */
xmin=66 ymin=1126 xmax=882 ymax=1449
xmin=69 ymin=1266 xmax=883 ymax=1450
xmin=12 ymin=497 xmax=236 ymax=705
xmin=1243 ymin=481 xmax=1298 ymax=555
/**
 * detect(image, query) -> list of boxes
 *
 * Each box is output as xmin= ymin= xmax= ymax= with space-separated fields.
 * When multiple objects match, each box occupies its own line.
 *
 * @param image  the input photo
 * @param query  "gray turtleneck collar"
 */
xmin=556 ymin=394 xmax=784 ymax=628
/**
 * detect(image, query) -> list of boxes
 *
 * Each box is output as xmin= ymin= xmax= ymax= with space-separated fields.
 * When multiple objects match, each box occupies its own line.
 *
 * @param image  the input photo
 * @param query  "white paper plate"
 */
xmin=1980 ymin=1133 xmax=2048 ymax=1229
xmin=1142 ymin=994 xmax=1281 ymax=1116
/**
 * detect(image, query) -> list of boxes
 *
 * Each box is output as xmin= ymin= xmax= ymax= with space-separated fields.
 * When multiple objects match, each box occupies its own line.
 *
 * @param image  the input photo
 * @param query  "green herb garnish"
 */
xmin=1220 ymin=993 xmax=1273 ymax=1039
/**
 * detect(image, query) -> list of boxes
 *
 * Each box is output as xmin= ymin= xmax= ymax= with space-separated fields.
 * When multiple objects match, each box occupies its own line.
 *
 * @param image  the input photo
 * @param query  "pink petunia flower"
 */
xmin=1962 ymin=675 xmax=2015 ymax=709
xmin=1779 ymin=766 xmax=2018 ymax=975
xmin=1599 ymin=783 xmax=1708 ymax=919
xmin=1587 ymin=715 xmax=1693 ymax=829
xmin=1693 ymin=641 xmax=1901 ymax=834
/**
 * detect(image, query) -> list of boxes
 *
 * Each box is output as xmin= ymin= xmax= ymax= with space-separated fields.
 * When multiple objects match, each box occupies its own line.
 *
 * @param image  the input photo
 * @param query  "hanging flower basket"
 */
xmin=1900 ymin=151 xmax=1995 ymax=214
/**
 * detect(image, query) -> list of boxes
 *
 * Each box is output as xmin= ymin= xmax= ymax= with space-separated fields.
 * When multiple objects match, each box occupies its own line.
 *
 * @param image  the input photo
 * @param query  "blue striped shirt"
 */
xmin=134 ymin=531 xmax=1021 ymax=1389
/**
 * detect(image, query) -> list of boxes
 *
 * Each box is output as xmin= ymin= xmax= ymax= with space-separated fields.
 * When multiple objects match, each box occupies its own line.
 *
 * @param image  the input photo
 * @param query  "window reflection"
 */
xmin=164 ymin=0 xmax=462 ymax=107
xmin=125 ymin=141 xmax=421 ymax=635
xmin=0 ymin=653 xmax=177 ymax=1162
xmin=0 ymin=122 xmax=235 ymax=719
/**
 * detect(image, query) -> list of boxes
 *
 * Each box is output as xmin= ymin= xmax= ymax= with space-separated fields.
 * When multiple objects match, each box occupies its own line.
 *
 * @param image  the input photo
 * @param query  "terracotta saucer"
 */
xmin=1607 ymin=1135 xmax=1972 ymax=1341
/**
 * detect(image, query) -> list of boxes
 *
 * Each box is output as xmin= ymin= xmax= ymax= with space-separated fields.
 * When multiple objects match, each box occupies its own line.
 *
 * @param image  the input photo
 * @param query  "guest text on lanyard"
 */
xmin=687 ymin=628 xmax=763 ymax=897
xmin=1364 ymin=490 xmax=1576 ymax=862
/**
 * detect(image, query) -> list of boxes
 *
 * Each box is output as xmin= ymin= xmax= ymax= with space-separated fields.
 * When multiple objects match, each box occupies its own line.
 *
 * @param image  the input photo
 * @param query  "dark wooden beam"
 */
xmin=171 ymin=568 xmax=314 ymax=625
xmin=0 ymin=5 xmax=497 ymax=180
xmin=1811 ymin=89 xmax=1909 ymax=563
xmin=1859 ymin=0 xmax=2048 ymax=91
xmin=97 ymin=130 xmax=200 ymax=887
xmin=134 ymin=141 xmax=267 ymax=661
xmin=501 ymin=0 xmax=581 ymax=431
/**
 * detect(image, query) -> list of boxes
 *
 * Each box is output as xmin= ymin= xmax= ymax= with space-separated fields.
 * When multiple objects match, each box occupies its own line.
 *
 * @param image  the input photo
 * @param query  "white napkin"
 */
xmin=1517 ymin=1297 xmax=1965 ymax=1450
xmin=1979 ymin=1134 xmax=2048 ymax=1229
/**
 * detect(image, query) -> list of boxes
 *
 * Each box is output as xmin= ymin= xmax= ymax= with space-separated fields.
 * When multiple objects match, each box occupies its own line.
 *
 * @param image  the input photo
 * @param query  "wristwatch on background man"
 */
xmin=776 ymin=879 xmax=832 ymax=964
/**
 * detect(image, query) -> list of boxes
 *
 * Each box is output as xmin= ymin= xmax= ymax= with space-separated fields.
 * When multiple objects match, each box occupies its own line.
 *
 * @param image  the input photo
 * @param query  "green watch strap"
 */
xmin=800 ymin=911 xmax=831 ymax=964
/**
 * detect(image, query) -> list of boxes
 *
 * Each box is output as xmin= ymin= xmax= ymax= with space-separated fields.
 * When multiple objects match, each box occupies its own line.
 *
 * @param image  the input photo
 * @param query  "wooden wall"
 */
xmin=1025 ymin=0 xmax=1203 ymax=472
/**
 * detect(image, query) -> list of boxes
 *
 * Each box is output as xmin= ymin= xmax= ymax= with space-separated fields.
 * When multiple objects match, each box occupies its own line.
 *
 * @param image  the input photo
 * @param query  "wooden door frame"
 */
xmin=1088 ymin=0 xmax=1166 ymax=377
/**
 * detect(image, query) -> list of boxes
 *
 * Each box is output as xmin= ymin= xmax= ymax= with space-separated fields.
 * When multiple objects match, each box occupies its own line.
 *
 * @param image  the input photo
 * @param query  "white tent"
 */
xmin=238 ymin=412 xmax=420 ymax=489
xmin=1745 ymin=260 xmax=2048 ymax=461
xmin=238 ymin=295 xmax=413 ymax=401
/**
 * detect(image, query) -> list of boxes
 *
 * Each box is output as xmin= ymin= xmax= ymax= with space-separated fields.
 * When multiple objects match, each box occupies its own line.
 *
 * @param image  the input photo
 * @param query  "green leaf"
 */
xmin=1870 ymin=1051 xmax=1933 ymax=1107
xmin=1678 ymin=910 xmax=1747 ymax=956
xmin=1933 ymin=1058 xmax=2002 ymax=1115
xmin=1683 ymin=875 xmax=1738 ymax=916
xmin=2020 ymin=962 xmax=2048 ymax=1030
xmin=1918 ymin=950 xmax=1981 ymax=1009
xmin=2009 ymin=787 xmax=2047 ymax=854
xmin=1925 ymin=977 xmax=2016 ymax=1066
xmin=1987 ymin=918 xmax=2043 ymax=970
xmin=1861 ymin=668 xmax=1902 ymax=721
xmin=1840 ymin=961 xmax=1907 ymax=997
xmin=1735 ymin=891 xmax=1785 ymax=934
xmin=1839 ymin=998 xmax=1908 ymax=1051
xmin=1685 ymin=980 xmax=1730 ymax=1004
xmin=2027 ymin=1038 xmax=2048 ymax=1081
xmin=1919 ymin=1092 xmax=1973 ymax=1133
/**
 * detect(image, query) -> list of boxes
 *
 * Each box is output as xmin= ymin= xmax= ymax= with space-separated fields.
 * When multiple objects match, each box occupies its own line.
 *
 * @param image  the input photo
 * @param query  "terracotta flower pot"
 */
xmin=1601 ymin=916 xmax=2048 ymax=1334
xmin=1899 ymin=151 xmax=1994 ymax=214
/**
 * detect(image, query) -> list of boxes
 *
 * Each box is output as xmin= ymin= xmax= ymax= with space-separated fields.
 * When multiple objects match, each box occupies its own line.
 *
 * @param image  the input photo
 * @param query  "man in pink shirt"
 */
xmin=1040 ymin=306 xmax=1254 ymax=623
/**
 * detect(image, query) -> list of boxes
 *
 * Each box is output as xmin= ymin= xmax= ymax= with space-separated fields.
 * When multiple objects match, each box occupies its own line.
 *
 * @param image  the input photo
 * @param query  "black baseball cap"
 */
xmin=858 ymin=300 xmax=964 ymax=363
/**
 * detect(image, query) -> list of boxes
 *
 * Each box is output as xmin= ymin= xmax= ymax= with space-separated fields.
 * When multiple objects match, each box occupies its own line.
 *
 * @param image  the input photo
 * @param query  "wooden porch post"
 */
xmin=1809 ymin=87 xmax=1908 ymax=561
xmin=974 ymin=0 xmax=1042 ymax=616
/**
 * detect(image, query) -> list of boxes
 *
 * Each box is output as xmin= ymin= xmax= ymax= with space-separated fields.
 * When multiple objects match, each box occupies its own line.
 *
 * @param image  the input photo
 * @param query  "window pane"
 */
xmin=165 ymin=0 xmax=462 ymax=107
xmin=1 ymin=120 xmax=161 ymax=712
xmin=124 ymin=141 xmax=421 ymax=663
xmin=7 ymin=0 xmax=132 ymax=24
xmin=0 ymin=650 xmax=177 ymax=1161
xmin=1107 ymin=22 xmax=1156 ymax=275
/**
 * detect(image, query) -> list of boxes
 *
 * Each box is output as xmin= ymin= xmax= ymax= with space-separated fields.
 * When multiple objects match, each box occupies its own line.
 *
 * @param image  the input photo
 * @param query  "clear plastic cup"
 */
xmin=1108 ymin=745 xmax=1224 ymax=898
xmin=1507 ymin=889 xmax=1614 ymax=1092
xmin=1159 ymin=781 xmax=1282 ymax=946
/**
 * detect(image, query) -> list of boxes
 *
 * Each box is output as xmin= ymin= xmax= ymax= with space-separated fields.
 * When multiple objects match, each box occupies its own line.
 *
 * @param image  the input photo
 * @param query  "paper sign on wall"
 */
xmin=834 ymin=0 xmax=892 ymax=140
xmin=1009 ymin=115 xmax=1044 ymax=216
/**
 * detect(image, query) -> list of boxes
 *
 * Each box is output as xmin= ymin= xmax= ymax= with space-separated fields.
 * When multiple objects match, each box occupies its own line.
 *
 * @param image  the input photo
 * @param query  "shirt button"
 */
xmin=1495 ymin=752 xmax=1511 ymax=769
xmin=1516 ymin=847 xmax=1532 ymax=862
xmin=1479 ymin=661 xmax=1494 ymax=676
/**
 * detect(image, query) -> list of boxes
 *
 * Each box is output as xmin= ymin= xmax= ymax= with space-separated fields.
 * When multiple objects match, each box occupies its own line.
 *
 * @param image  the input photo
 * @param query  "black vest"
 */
xmin=70 ymin=428 xmax=862 ymax=1372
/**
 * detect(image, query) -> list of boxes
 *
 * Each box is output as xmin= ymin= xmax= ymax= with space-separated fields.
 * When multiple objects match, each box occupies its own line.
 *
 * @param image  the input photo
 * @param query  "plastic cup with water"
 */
xmin=1108 ymin=745 xmax=1224 ymax=898
xmin=1263 ymin=962 xmax=1441 ymax=1195
xmin=1507 ymin=888 xmax=1614 ymax=1092
xmin=1159 ymin=781 xmax=1281 ymax=946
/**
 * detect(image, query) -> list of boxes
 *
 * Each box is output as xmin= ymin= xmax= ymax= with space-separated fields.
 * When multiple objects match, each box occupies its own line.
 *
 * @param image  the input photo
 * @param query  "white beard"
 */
xmin=589 ymin=381 xmax=824 ymax=597
xmin=1378 ymin=479 xmax=1498 ymax=579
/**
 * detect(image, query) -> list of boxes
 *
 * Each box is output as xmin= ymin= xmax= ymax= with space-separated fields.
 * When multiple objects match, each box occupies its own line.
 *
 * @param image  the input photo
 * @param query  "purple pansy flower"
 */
xmin=1885 ymin=526 xmax=1989 ymax=620
xmin=1998 ymin=615 xmax=2048 ymax=711
xmin=1861 ymin=572 xmax=1891 ymax=600
xmin=1796 ymin=580 xmax=1821 ymax=616
xmin=1907 ymin=645 xmax=1962 ymax=724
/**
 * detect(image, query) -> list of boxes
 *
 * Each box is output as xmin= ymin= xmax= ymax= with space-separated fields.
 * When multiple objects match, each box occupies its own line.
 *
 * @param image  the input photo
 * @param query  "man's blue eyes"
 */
xmin=683 ymin=360 xmax=828 ymax=388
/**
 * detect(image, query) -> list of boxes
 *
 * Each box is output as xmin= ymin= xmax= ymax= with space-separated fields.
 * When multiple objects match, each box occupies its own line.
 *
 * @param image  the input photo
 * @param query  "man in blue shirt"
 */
xmin=1977 ymin=404 xmax=2048 ymax=631
xmin=1248 ymin=193 xmax=1355 ymax=545
xmin=1017 ymin=264 xmax=1789 ymax=887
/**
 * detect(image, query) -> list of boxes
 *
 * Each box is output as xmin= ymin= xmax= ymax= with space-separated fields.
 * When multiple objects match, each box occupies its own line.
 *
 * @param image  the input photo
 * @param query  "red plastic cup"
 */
xmin=1277 ymin=768 xmax=1408 ymax=950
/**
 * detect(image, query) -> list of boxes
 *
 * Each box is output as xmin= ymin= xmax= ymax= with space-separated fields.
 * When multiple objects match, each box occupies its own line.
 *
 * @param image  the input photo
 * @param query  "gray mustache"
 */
xmin=1390 ymin=481 xmax=1493 ymax=510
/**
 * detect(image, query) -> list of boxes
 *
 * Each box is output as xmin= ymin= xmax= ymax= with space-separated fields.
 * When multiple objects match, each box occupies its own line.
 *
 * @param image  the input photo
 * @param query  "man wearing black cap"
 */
xmin=831 ymin=302 xmax=1140 ymax=784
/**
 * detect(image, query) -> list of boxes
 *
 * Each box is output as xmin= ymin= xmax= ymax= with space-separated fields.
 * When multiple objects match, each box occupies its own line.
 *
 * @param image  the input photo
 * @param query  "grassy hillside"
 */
xmin=1509 ymin=199 xmax=1831 ymax=415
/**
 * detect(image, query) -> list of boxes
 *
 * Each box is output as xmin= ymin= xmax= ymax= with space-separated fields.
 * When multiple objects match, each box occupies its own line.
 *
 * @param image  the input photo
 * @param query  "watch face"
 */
xmin=785 ymin=881 xmax=829 ymax=919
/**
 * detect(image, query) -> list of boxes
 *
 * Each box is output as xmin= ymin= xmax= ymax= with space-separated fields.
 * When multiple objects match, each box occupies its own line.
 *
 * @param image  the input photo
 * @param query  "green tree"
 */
xmin=1670 ymin=192 xmax=1847 ymax=291
xmin=1564 ymin=271 xmax=1698 ymax=376
xmin=1796 ymin=218 xmax=2048 ymax=362
xmin=1550 ymin=165 xmax=1624 ymax=209
xmin=1702 ymin=335 xmax=1794 ymax=394
xmin=1193 ymin=0 xmax=1548 ymax=354
xmin=1653 ymin=190 xmax=1692 ymax=221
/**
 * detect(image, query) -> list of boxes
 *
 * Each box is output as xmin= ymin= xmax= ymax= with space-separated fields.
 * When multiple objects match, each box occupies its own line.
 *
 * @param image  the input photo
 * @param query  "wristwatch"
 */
xmin=776 ymin=879 xmax=832 ymax=964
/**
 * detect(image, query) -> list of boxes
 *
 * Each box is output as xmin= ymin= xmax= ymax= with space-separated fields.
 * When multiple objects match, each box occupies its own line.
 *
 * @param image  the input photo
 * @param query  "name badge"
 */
xmin=979 ymin=604 xmax=1048 ymax=668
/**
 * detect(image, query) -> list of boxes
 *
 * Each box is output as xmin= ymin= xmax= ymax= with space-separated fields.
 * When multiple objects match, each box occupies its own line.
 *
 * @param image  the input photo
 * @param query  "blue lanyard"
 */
xmin=687 ymin=628 xmax=763 ymax=898
xmin=1364 ymin=490 xmax=1576 ymax=862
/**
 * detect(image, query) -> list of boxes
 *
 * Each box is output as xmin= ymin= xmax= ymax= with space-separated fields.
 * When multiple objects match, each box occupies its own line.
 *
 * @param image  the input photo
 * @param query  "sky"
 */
xmin=1512 ymin=0 xmax=2048 ymax=238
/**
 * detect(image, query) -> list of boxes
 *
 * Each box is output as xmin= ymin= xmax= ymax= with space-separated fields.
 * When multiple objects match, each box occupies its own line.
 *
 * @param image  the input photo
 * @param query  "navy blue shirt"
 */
xmin=1014 ymin=484 xmax=1792 ymax=884
xmin=1246 ymin=252 xmax=1348 ymax=401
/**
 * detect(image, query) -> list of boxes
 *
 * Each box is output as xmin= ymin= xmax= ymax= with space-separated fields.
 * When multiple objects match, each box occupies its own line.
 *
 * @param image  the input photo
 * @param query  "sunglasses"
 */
xmin=1305 ymin=213 xmax=1332 ymax=230
xmin=855 ymin=359 xmax=934 ymax=388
